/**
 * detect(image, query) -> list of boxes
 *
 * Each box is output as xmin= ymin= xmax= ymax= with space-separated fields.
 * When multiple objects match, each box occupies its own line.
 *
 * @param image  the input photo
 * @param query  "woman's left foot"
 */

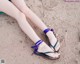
xmin=43 ymin=28 xmax=60 ymax=52
xmin=31 ymin=40 xmax=60 ymax=60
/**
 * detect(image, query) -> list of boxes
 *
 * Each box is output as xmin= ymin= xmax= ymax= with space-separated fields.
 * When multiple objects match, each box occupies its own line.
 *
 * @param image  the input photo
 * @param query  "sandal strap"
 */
xmin=43 ymin=28 xmax=50 ymax=34
xmin=51 ymin=29 xmax=56 ymax=36
xmin=31 ymin=40 xmax=43 ymax=54
xmin=43 ymin=28 xmax=55 ymax=34
xmin=51 ymin=29 xmax=54 ymax=33
xmin=43 ymin=51 xmax=54 ymax=54
xmin=50 ymin=40 xmax=58 ymax=49
xmin=36 ymin=51 xmax=54 ymax=56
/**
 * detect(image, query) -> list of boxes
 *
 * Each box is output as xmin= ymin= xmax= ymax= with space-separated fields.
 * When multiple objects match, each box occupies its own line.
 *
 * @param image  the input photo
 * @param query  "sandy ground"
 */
xmin=0 ymin=0 xmax=80 ymax=64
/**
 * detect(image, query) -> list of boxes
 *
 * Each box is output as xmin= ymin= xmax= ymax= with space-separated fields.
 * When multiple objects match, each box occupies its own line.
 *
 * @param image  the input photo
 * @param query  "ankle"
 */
xmin=46 ymin=31 xmax=56 ymax=39
xmin=38 ymin=41 xmax=52 ymax=52
xmin=33 ymin=40 xmax=46 ymax=48
xmin=38 ymin=41 xmax=46 ymax=48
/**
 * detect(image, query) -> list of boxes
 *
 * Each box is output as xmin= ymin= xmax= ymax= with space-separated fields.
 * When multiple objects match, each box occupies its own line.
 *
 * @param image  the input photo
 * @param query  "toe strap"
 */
xmin=50 ymin=40 xmax=58 ymax=49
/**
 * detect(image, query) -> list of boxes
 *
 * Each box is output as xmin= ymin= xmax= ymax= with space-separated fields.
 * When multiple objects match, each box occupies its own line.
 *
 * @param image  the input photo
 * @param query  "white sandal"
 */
xmin=31 ymin=40 xmax=60 ymax=60
xmin=43 ymin=28 xmax=60 ymax=52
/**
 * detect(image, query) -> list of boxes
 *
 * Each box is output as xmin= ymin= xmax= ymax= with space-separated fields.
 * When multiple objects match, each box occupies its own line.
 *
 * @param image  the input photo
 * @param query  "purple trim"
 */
xmin=43 ymin=28 xmax=50 ymax=34
xmin=31 ymin=40 xmax=43 ymax=54
xmin=43 ymin=28 xmax=54 ymax=34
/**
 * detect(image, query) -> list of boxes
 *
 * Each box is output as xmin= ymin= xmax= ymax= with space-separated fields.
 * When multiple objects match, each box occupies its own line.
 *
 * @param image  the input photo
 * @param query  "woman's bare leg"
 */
xmin=11 ymin=0 xmax=48 ymax=31
xmin=11 ymin=0 xmax=60 ymax=51
xmin=0 ymin=0 xmax=60 ymax=57
xmin=0 ymin=0 xmax=40 ymax=43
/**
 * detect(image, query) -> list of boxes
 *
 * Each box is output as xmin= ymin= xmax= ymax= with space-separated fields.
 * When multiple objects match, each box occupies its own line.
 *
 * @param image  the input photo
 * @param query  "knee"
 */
xmin=16 ymin=12 xmax=26 ymax=20
xmin=20 ymin=12 xmax=26 ymax=18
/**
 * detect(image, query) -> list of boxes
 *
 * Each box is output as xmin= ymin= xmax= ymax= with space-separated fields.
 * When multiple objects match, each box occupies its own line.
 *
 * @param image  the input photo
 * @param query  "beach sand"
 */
xmin=0 ymin=0 xmax=80 ymax=64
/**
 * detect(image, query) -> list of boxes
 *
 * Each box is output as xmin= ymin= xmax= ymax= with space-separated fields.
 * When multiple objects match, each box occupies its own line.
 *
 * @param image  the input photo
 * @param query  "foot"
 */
xmin=43 ymin=28 xmax=60 ymax=52
xmin=31 ymin=40 xmax=60 ymax=59
xmin=38 ymin=41 xmax=60 ymax=59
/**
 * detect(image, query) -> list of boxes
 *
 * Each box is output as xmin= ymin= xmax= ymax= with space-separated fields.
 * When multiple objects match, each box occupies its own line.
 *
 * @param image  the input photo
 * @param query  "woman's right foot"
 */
xmin=31 ymin=40 xmax=60 ymax=60
xmin=43 ymin=28 xmax=60 ymax=52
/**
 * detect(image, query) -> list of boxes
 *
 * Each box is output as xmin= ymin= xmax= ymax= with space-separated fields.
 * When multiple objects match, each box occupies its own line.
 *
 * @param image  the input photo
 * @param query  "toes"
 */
xmin=53 ymin=53 xmax=60 ymax=58
xmin=46 ymin=52 xmax=60 ymax=59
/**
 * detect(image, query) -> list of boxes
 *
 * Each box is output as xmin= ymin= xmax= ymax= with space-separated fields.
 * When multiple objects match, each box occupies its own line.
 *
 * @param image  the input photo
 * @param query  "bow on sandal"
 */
xmin=31 ymin=40 xmax=60 ymax=60
xmin=43 ymin=28 xmax=60 ymax=52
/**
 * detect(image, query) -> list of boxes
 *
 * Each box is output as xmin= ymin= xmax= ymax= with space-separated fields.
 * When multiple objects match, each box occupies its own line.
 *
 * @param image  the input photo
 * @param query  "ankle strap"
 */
xmin=43 ymin=28 xmax=54 ymax=34
xmin=35 ymin=40 xmax=43 ymax=46
xmin=43 ymin=28 xmax=50 ymax=34
xmin=31 ymin=40 xmax=43 ymax=54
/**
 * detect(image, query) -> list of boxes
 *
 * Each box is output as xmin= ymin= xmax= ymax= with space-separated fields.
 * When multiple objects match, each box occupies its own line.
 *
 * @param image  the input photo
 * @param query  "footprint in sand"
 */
xmin=41 ymin=0 xmax=58 ymax=10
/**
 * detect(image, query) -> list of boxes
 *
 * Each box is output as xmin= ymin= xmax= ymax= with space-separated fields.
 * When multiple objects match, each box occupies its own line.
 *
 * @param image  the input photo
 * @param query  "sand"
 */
xmin=0 ymin=0 xmax=80 ymax=64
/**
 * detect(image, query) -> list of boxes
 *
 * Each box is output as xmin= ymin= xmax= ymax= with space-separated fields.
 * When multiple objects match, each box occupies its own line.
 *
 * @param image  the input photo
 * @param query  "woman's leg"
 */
xmin=0 ymin=0 xmax=40 ymax=43
xmin=11 ymin=0 xmax=48 ymax=31
xmin=0 ymin=0 xmax=60 ymax=58
xmin=11 ymin=0 xmax=60 ymax=51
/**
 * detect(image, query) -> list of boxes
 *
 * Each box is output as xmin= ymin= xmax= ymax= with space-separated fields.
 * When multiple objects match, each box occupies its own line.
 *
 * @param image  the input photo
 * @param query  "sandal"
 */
xmin=31 ymin=40 xmax=60 ymax=60
xmin=43 ymin=28 xmax=60 ymax=52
